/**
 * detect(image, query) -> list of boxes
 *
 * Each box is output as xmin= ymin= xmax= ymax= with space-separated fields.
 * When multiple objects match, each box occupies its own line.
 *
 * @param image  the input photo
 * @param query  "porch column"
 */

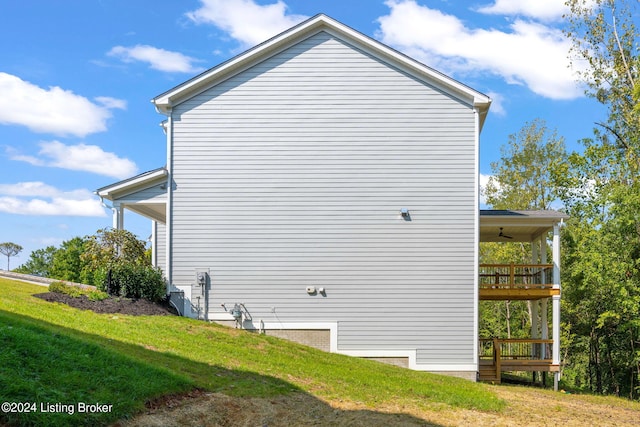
xmin=552 ymin=224 xmax=560 ymax=286
xmin=113 ymin=202 xmax=124 ymax=230
xmin=552 ymin=294 xmax=561 ymax=390
xmin=552 ymin=223 xmax=561 ymax=391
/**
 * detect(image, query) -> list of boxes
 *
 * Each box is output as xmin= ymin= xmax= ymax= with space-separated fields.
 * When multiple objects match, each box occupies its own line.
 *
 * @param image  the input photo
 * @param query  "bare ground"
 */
xmin=114 ymin=384 xmax=640 ymax=427
xmin=35 ymin=291 xmax=640 ymax=426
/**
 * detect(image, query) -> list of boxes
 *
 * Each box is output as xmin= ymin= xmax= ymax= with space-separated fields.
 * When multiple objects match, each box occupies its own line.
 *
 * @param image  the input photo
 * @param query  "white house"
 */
xmin=97 ymin=14 xmax=566 ymax=384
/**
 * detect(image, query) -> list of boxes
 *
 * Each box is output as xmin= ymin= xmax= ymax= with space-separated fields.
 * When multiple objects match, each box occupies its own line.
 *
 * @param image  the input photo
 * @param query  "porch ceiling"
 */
xmin=480 ymin=210 xmax=569 ymax=242
xmin=124 ymin=203 xmax=166 ymax=224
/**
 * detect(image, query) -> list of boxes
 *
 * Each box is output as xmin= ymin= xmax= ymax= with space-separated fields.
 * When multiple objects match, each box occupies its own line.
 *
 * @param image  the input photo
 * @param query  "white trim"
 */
xmin=165 ymin=113 xmax=173 ymax=290
xmin=552 ymin=224 xmax=561 ymax=286
xmin=203 ymin=317 xmax=477 ymax=372
xmin=113 ymin=202 xmax=124 ymax=230
xmin=114 ymin=198 xmax=166 ymax=205
xmin=237 ymin=321 xmax=338 ymax=353
xmin=97 ymin=169 xmax=167 ymax=198
xmin=340 ymin=349 xmax=476 ymax=371
xmin=473 ymin=107 xmax=480 ymax=367
xmin=153 ymin=15 xmax=490 ymax=119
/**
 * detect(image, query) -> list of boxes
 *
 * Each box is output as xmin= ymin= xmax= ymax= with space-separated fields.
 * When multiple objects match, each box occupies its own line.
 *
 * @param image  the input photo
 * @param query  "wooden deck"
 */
xmin=479 ymin=264 xmax=560 ymax=300
xmin=478 ymin=338 xmax=559 ymax=383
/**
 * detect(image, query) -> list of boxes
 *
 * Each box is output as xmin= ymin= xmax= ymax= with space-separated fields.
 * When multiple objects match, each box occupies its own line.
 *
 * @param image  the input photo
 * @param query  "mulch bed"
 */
xmin=34 ymin=292 xmax=179 ymax=316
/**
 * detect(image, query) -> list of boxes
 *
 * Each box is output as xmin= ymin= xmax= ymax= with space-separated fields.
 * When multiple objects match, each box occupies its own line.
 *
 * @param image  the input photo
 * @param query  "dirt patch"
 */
xmin=33 ymin=292 xmax=178 ymax=316
xmin=115 ymin=385 xmax=640 ymax=427
xmin=116 ymin=391 xmax=438 ymax=427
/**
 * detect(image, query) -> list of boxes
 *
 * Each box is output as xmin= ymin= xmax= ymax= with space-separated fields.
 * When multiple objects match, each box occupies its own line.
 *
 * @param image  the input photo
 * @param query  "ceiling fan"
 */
xmin=498 ymin=227 xmax=513 ymax=239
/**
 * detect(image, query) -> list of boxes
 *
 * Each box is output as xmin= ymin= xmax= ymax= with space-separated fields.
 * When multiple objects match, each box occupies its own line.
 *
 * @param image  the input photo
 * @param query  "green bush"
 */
xmin=100 ymin=264 xmax=166 ymax=302
xmin=86 ymin=290 xmax=109 ymax=301
xmin=48 ymin=281 xmax=82 ymax=297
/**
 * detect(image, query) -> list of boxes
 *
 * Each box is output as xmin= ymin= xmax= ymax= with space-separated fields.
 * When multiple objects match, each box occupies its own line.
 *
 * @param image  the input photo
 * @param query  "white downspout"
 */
xmin=163 ymin=112 xmax=174 ymax=295
xmin=473 ymin=107 xmax=480 ymax=376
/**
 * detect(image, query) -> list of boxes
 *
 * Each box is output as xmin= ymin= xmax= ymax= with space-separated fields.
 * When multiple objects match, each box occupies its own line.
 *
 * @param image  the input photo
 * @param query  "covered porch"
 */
xmin=478 ymin=210 xmax=568 ymax=388
xmin=95 ymin=167 xmax=168 ymax=273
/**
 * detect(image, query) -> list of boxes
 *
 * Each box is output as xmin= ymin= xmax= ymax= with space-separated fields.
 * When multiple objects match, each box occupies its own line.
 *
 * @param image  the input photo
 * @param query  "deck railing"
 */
xmin=479 ymin=338 xmax=553 ymax=363
xmin=479 ymin=264 xmax=554 ymax=289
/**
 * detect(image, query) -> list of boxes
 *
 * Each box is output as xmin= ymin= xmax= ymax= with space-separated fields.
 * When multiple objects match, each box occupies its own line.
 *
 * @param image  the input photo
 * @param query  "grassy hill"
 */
xmin=1 ymin=278 xmax=639 ymax=426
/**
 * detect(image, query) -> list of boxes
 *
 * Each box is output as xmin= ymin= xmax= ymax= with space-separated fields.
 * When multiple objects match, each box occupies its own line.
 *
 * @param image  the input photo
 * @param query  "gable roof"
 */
xmin=96 ymin=166 xmax=167 ymax=200
xmin=152 ymin=14 xmax=491 ymax=128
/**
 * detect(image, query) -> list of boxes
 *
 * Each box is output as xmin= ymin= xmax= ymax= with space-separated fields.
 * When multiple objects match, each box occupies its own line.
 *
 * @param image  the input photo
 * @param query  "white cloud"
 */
xmin=485 ymin=91 xmax=506 ymax=116
xmin=95 ymin=96 xmax=127 ymax=110
xmin=0 ymin=72 xmax=123 ymax=137
xmin=476 ymin=0 xmax=568 ymax=21
xmin=0 ymin=183 xmax=106 ymax=217
xmin=377 ymin=0 xmax=582 ymax=100
xmin=186 ymin=0 xmax=308 ymax=47
xmin=10 ymin=141 xmax=138 ymax=179
xmin=108 ymin=45 xmax=206 ymax=73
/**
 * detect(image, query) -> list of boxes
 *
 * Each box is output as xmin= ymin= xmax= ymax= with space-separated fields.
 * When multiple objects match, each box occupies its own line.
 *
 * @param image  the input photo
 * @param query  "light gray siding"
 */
xmin=154 ymin=221 xmax=166 ymax=273
xmin=119 ymin=184 xmax=166 ymax=203
xmin=169 ymin=31 xmax=476 ymax=364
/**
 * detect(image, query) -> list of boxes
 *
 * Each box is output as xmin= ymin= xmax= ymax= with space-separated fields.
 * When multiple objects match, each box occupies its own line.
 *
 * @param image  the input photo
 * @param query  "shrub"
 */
xmin=48 ymin=281 xmax=83 ymax=298
xmin=86 ymin=290 xmax=109 ymax=301
xmin=100 ymin=264 xmax=166 ymax=302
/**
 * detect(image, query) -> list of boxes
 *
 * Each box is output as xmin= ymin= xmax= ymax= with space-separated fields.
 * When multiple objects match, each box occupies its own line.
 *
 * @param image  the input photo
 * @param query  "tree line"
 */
xmin=481 ymin=0 xmax=640 ymax=399
xmin=13 ymin=228 xmax=165 ymax=302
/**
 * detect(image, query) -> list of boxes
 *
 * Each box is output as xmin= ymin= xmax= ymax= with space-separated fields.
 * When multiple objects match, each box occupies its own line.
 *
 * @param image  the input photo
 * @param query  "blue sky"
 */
xmin=1 ymin=0 xmax=606 ymax=267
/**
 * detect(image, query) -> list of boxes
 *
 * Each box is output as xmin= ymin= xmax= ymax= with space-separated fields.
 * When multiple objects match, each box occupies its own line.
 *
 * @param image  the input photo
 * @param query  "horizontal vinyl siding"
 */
xmin=170 ymin=31 xmax=476 ymax=364
xmin=155 ymin=222 xmax=166 ymax=273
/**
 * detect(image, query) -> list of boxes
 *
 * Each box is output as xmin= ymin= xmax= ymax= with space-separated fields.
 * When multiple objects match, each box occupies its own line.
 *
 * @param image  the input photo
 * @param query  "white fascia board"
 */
xmin=318 ymin=19 xmax=491 ymax=110
xmin=97 ymin=168 xmax=167 ymax=199
xmin=152 ymin=14 xmax=491 ymax=118
xmin=340 ymin=349 xmax=477 ymax=372
xmin=152 ymin=16 xmax=330 ymax=112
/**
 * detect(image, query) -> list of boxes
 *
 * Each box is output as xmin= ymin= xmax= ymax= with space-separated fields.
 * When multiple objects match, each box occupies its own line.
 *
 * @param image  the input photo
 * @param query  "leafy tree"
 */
xmin=82 ymin=228 xmax=149 ymax=271
xmin=484 ymin=118 xmax=568 ymax=210
xmin=82 ymin=228 xmax=165 ymax=300
xmin=562 ymin=0 xmax=640 ymax=399
xmin=14 ymin=246 xmax=57 ymax=277
xmin=0 ymin=242 xmax=23 ymax=271
xmin=50 ymin=237 xmax=90 ymax=283
xmin=481 ymin=119 xmax=568 ymax=341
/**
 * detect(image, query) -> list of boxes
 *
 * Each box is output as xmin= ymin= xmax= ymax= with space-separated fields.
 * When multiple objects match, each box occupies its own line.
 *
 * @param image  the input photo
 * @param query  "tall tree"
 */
xmin=484 ymin=118 xmax=568 ymax=210
xmin=82 ymin=228 xmax=149 ymax=270
xmin=481 ymin=119 xmax=568 ymax=340
xmin=562 ymin=0 xmax=640 ymax=399
xmin=0 ymin=242 xmax=23 ymax=271
xmin=50 ymin=237 xmax=89 ymax=283
xmin=14 ymin=246 xmax=57 ymax=277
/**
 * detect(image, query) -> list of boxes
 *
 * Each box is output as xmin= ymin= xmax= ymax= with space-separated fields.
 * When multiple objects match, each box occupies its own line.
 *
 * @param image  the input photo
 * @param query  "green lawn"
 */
xmin=0 ymin=278 xmax=504 ymax=426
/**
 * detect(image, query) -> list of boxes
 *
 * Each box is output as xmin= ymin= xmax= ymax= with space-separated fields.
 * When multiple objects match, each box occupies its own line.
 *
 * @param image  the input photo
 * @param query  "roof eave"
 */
xmin=96 ymin=167 xmax=167 ymax=200
xmin=152 ymin=14 xmax=491 ymax=116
